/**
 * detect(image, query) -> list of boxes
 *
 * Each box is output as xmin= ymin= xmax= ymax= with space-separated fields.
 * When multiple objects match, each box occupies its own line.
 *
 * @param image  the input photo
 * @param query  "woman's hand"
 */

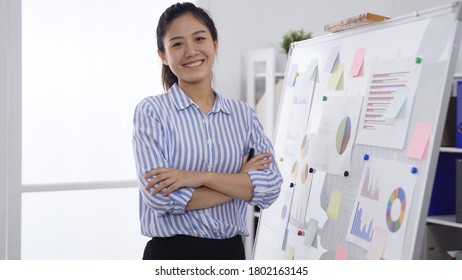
xmin=239 ymin=152 xmax=273 ymax=173
xmin=144 ymin=168 xmax=203 ymax=197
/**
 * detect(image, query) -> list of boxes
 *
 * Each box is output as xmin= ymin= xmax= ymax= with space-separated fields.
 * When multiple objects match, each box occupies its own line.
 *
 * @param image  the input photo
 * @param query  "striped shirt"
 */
xmin=132 ymin=84 xmax=283 ymax=239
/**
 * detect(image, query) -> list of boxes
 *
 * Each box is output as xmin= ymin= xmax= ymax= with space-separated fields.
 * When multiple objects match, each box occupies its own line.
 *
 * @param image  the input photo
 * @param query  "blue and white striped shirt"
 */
xmin=132 ymin=84 xmax=282 ymax=239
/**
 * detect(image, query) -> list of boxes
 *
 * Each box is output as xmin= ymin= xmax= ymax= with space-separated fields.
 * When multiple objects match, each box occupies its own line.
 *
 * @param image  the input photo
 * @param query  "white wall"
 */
xmin=198 ymin=0 xmax=454 ymax=102
xmin=391 ymin=0 xmax=453 ymax=17
xmin=0 ymin=0 xmax=8 ymax=260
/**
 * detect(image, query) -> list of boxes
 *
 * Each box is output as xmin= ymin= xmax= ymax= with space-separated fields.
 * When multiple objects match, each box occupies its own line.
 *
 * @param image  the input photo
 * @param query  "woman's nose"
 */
xmin=185 ymin=42 xmax=198 ymax=57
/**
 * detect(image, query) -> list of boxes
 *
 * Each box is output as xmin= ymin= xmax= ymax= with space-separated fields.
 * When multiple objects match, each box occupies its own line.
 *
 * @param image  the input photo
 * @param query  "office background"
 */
xmin=0 ymin=0 xmax=457 ymax=259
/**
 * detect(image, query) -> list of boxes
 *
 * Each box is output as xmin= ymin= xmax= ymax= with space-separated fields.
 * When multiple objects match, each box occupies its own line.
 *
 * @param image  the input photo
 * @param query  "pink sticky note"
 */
xmin=334 ymin=246 xmax=348 ymax=260
xmin=366 ymin=227 xmax=388 ymax=260
xmin=406 ymin=122 xmax=432 ymax=160
xmin=349 ymin=48 xmax=366 ymax=77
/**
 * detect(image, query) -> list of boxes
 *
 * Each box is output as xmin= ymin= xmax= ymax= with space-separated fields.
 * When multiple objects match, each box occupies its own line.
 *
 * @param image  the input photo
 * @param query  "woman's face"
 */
xmin=158 ymin=13 xmax=218 ymax=88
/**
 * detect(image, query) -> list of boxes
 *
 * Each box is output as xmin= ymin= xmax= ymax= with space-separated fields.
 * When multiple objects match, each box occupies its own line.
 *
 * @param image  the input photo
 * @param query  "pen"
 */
xmin=248 ymin=148 xmax=255 ymax=160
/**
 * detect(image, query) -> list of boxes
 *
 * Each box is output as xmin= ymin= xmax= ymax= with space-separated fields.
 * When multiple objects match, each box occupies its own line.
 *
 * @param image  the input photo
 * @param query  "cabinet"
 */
xmin=425 ymin=146 xmax=462 ymax=259
xmin=424 ymin=74 xmax=462 ymax=259
xmin=243 ymin=48 xmax=285 ymax=258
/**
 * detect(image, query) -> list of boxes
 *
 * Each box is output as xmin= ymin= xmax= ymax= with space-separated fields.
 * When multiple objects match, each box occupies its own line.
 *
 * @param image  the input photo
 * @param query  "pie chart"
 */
xmin=291 ymin=161 xmax=299 ymax=181
xmin=336 ymin=116 xmax=351 ymax=155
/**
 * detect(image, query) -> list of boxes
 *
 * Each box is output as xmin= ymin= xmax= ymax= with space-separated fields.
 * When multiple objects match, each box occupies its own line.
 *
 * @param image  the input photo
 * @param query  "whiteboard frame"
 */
xmin=254 ymin=2 xmax=462 ymax=260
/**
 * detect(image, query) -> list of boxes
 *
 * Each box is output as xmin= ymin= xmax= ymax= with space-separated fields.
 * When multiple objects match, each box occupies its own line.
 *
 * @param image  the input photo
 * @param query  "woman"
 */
xmin=132 ymin=2 xmax=282 ymax=260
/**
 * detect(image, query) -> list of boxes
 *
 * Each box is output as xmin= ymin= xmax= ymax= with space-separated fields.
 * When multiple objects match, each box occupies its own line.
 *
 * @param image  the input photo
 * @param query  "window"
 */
xmin=18 ymin=0 xmax=196 ymax=259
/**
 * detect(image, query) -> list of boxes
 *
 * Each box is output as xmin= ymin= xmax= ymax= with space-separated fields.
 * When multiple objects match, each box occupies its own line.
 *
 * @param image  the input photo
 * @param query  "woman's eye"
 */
xmin=196 ymin=37 xmax=206 ymax=42
xmin=172 ymin=42 xmax=182 ymax=47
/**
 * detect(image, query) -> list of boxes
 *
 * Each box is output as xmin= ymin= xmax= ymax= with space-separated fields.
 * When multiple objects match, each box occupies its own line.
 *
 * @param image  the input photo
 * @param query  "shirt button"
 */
xmin=207 ymin=139 xmax=212 ymax=145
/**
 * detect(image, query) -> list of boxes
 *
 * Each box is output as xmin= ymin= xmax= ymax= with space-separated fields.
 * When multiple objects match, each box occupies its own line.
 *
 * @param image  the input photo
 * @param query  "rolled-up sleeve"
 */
xmin=132 ymin=99 xmax=193 ymax=215
xmin=246 ymin=107 xmax=283 ymax=209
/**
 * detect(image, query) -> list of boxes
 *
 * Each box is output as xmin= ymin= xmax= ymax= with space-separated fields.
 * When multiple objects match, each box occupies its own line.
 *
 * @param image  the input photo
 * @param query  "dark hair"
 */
xmin=157 ymin=2 xmax=218 ymax=91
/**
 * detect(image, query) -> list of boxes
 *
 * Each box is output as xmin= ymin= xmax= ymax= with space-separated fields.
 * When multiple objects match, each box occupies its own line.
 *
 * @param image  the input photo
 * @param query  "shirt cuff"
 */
xmin=167 ymin=187 xmax=194 ymax=215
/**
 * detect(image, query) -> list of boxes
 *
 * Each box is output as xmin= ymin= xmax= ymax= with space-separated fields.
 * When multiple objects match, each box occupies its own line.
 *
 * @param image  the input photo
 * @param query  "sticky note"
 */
xmin=366 ymin=227 xmax=388 ymax=260
xmin=382 ymin=89 xmax=407 ymax=119
xmin=284 ymin=245 xmax=295 ymax=260
xmin=324 ymin=46 xmax=340 ymax=73
xmin=327 ymin=188 xmax=342 ymax=220
xmin=406 ymin=122 xmax=432 ymax=160
xmin=327 ymin=63 xmax=344 ymax=90
xmin=334 ymin=246 xmax=348 ymax=260
xmin=303 ymin=218 xmax=319 ymax=247
xmin=306 ymin=58 xmax=319 ymax=80
xmin=311 ymin=232 xmax=318 ymax=248
xmin=349 ymin=48 xmax=366 ymax=77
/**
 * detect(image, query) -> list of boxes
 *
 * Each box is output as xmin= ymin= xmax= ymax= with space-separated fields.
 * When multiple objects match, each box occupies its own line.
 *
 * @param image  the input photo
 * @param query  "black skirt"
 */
xmin=142 ymin=234 xmax=245 ymax=260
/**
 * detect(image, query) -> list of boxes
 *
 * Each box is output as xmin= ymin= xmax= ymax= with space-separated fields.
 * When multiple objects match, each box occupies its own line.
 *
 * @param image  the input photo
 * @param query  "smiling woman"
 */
xmin=132 ymin=2 xmax=283 ymax=260
xmin=18 ymin=0 xmax=191 ymax=260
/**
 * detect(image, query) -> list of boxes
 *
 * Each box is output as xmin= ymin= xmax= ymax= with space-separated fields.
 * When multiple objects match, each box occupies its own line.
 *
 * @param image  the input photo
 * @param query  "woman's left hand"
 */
xmin=144 ymin=168 xmax=203 ymax=197
xmin=239 ymin=152 xmax=273 ymax=173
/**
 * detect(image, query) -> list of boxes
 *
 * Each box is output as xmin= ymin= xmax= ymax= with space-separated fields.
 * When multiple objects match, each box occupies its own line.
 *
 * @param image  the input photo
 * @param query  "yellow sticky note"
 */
xmin=327 ymin=63 xmax=344 ymax=90
xmin=327 ymin=188 xmax=342 ymax=220
xmin=284 ymin=245 xmax=295 ymax=260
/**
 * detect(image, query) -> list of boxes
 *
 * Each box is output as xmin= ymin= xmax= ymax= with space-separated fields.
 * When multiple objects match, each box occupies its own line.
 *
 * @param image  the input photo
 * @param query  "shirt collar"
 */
xmin=169 ymin=83 xmax=231 ymax=115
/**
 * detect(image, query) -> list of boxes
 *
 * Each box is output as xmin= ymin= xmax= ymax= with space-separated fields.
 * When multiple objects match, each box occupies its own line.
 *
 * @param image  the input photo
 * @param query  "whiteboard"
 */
xmin=253 ymin=2 xmax=462 ymax=260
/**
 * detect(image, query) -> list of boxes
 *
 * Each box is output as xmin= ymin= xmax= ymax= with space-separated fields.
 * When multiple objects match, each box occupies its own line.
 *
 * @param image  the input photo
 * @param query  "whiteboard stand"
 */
xmin=253 ymin=2 xmax=462 ymax=260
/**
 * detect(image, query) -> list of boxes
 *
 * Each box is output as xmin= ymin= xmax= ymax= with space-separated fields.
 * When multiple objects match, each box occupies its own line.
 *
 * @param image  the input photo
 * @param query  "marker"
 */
xmin=248 ymin=148 xmax=255 ymax=160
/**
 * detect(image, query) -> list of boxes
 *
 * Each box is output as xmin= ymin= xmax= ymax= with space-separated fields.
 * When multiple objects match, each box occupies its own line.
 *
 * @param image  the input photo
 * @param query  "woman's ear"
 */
xmin=157 ymin=50 xmax=168 ymax=65
xmin=213 ymin=40 xmax=219 ymax=54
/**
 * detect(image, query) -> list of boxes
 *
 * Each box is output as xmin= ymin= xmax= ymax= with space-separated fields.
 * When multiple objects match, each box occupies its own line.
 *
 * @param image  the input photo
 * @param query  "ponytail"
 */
xmin=161 ymin=64 xmax=178 ymax=91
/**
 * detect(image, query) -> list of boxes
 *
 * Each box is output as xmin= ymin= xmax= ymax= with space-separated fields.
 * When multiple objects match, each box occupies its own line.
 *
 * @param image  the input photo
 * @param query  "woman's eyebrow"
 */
xmin=168 ymin=30 xmax=207 ymax=41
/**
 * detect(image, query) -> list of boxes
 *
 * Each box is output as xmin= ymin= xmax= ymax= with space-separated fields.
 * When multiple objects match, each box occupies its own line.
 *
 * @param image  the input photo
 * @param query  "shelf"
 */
xmin=255 ymin=72 xmax=285 ymax=79
xmin=454 ymin=73 xmax=462 ymax=79
xmin=440 ymin=147 xmax=462 ymax=153
xmin=427 ymin=215 xmax=462 ymax=229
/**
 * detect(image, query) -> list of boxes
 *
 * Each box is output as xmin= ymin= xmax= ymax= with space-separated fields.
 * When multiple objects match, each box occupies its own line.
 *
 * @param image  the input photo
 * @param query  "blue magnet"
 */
xmin=411 ymin=167 xmax=418 ymax=174
xmin=364 ymin=154 xmax=369 ymax=161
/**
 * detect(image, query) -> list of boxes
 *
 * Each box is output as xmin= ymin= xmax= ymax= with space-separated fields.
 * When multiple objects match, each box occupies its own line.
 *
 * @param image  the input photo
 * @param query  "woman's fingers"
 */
xmin=150 ymin=177 xmax=176 ymax=196
xmin=248 ymin=152 xmax=272 ymax=162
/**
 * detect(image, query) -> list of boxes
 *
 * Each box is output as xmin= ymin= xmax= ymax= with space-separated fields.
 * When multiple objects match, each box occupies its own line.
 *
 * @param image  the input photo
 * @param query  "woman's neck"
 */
xmin=178 ymin=80 xmax=215 ymax=114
